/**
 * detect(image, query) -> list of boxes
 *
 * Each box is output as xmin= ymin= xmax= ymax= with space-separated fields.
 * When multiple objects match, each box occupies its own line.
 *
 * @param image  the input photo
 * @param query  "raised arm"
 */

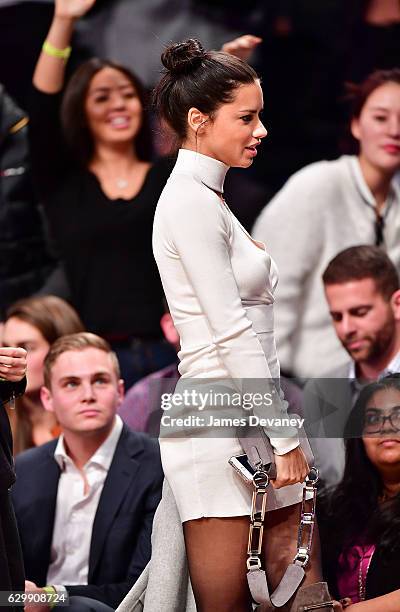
xmin=30 ymin=0 xmax=96 ymax=200
xmin=33 ymin=0 xmax=96 ymax=94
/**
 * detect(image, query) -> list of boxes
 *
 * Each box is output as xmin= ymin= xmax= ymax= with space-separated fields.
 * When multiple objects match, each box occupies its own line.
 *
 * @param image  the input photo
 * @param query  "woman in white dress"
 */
xmin=152 ymin=39 xmax=324 ymax=611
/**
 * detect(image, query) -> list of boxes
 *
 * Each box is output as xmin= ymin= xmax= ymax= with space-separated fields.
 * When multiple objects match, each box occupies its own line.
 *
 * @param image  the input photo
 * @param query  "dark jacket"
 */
xmin=0 ymin=83 xmax=54 ymax=316
xmin=12 ymin=425 xmax=163 ymax=609
xmin=0 ymin=377 xmax=26 ymax=603
xmin=0 ymin=378 xmax=26 ymax=489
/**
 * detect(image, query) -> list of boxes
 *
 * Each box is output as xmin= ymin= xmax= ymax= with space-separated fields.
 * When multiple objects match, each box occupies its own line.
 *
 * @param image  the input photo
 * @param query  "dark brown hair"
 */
xmin=347 ymin=68 xmax=400 ymax=119
xmin=322 ymin=245 xmax=399 ymax=301
xmin=61 ymin=58 xmax=153 ymax=166
xmin=5 ymin=295 xmax=85 ymax=455
xmin=44 ymin=332 xmax=120 ymax=388
xmin=153 ymin=39 xmax=259 ymax=143
xmin=323 ymin=375 xmax=400 ymax=565
xmin=6 ymin=295 xmax=85 ymax=343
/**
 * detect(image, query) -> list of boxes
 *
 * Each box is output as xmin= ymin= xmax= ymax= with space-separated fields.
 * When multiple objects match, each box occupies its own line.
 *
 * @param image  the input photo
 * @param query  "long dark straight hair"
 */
xmin=61 ymin=58 xmax=153 ymax=167
xmin=325 ymin=375 xmax=400 ymax=559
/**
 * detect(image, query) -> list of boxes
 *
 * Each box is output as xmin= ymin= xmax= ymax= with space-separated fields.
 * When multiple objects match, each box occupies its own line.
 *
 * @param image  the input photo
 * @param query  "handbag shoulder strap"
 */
xmin=242 ymin=461 xmax=319 ymax=609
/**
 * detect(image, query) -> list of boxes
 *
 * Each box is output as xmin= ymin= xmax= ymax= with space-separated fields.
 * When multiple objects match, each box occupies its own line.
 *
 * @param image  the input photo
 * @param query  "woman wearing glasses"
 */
xmin=319 ymin=375 xmax=400 ymax=610
xmin=253 ymin=69 xmax=400 ymax=380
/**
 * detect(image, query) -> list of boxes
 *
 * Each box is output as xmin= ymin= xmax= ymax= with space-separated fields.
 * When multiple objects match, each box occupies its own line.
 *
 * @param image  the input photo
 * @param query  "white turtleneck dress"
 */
xmin=153 ymin=149 xmax=302 ymax=522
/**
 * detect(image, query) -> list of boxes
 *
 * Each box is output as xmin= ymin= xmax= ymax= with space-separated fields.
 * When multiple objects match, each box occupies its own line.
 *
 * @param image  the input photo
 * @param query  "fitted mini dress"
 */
xmin=152 ymin=149 xmax=303 ymax=522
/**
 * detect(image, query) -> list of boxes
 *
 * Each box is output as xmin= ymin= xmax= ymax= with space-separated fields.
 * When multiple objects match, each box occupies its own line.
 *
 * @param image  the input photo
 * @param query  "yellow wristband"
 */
xmin=42 ymin=40 xmax=71 ymax=60
xmin=42 ymin=586 xmax=57 ymax=609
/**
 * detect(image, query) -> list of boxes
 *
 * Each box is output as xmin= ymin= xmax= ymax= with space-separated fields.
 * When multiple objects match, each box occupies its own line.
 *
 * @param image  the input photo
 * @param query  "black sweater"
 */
xmin=29 ymin=86 xmax=173 ymax=338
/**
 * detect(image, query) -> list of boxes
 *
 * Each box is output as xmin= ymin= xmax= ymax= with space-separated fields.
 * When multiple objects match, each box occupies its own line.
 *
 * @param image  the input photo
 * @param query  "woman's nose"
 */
xmin=387 ymin=115 xmax=400 ymax=138
xmin=254 ymin=121 xmax=268 ymax=140
xmin=109 ymin=92 xmax=126 ymax=109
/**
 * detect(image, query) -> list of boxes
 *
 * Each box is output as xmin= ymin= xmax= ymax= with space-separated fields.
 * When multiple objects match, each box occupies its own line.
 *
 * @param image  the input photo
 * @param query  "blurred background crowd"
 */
xmin=0 ymin=0 xmax=400 ymax=610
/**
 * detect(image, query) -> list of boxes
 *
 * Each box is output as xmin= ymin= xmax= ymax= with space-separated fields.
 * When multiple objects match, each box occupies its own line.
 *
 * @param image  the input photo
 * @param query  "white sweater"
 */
xmin=253 ymin=155 xmax=400 ymax=378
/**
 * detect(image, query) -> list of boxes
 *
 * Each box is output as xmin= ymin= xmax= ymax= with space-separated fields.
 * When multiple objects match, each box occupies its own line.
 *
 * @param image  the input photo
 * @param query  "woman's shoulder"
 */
xmin=155 ymin=170 xmax=228 ymax=239
xmin=259 ymin=156 xmax=353 ymax=221
xmin=29 ymin=84 xmax=62 ymax=112
xmin=160 ymin=172 xmax=223 ymax=215
xmin=132 ymin=156 xmax=175 ymax=202
xmin=282 ymin=156 xmax=352 ymax=193
xmin=149 ymin=155 xmax=176 ymax=182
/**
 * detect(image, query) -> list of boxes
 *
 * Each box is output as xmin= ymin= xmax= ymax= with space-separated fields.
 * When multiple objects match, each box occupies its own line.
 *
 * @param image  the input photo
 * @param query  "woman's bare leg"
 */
xmin=183 ymin=503 xmax=323 ymax=612
xmin=263 ymin=502 xmax=323 ymax=604
xmin=183 ymin=516 xmax=253 ymax=612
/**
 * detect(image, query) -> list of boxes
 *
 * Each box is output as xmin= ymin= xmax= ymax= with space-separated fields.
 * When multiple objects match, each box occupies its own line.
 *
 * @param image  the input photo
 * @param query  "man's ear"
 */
xmin=350 ymin=117 xmax=360 ymax=142
xmin=40 ymin=385 xmax=54 ymax=413
xmin=187 ymin=107 xmax=209 ymax=134
xmin=160 ymin=312 xmax=180 ymax=346
xmin=117 ymin=379 xmax=125 ymax=404
xmin=391 ymin=289 xmax=400 ymax=320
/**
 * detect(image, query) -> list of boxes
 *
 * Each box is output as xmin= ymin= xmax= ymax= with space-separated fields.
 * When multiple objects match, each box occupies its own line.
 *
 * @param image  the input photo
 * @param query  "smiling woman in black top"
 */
xmin=29 ymin=0 xmax=175 ymax=388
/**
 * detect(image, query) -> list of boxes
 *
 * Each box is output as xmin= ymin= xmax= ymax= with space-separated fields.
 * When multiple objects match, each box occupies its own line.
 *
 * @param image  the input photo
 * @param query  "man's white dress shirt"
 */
xmin=47 ymin=416 xmax=123 ymax=586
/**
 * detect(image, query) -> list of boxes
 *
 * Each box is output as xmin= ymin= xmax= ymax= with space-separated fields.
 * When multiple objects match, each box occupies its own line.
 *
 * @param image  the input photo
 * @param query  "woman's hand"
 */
xmin=0 ymin=347 xmax=27 ymax=383
xmin=221 ymin=34 xmax=262 ymax=63
xmin=34 ymin=0 xmax=97 ymax=92
xmin=332 ymin=599 xmax=353 ymax=610
xmin=55 ymin=0 xmax=97 ymax=20
xmin=271 ymin=445 xmax=309 ymax=489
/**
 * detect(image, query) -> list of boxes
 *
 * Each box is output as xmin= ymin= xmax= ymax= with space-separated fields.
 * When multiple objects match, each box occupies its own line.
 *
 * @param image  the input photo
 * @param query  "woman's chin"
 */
xmin=99 ymin=128 xmax=139 ymax=146
xmin=234 ymin=157 xmax=254 ymax=169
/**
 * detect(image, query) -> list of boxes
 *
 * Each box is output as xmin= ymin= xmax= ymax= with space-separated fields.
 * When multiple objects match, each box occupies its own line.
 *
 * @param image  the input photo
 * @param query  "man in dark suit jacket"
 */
xmin=12 ymin=332 xmax=163 ymax=612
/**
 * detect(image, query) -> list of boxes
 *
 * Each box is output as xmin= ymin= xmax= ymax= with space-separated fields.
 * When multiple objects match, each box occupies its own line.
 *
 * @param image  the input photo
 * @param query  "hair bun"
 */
xmin=161 ymin=39 xmax=206 ymax=76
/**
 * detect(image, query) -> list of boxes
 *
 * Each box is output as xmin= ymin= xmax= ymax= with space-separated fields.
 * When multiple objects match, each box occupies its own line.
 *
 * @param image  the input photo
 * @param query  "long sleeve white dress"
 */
xmin=153 ymin=149 xmax=302 ymax=522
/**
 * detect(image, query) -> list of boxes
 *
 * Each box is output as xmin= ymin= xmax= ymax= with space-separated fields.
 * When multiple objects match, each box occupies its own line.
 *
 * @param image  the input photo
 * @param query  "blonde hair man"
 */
xmin=12 ymin=333 xmax=163 ymax=611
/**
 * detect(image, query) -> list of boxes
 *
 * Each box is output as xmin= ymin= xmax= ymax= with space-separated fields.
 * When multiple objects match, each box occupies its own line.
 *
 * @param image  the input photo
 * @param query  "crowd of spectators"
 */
xmin=253 ymin=69 xmax=400 ymax=378
xmin=0 ymin=0 xmax=399 ymax=609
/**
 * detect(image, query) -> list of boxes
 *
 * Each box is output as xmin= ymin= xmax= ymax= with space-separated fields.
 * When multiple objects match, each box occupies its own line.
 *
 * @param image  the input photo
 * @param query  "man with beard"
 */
xmin=304 ymin=245 xmax=400 ymax=488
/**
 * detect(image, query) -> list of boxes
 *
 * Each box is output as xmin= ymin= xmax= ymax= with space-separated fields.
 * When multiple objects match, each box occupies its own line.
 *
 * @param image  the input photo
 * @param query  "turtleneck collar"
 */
xmin=172 ymin=148 xmax=229 ymax=194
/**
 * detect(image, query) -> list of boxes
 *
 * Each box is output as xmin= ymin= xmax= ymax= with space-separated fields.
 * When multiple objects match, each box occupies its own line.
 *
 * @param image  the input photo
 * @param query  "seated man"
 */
xmin=12 ymin=332 xmax=163 ymax=612
xmin=304 ymin=245 xmax=400 ymax=488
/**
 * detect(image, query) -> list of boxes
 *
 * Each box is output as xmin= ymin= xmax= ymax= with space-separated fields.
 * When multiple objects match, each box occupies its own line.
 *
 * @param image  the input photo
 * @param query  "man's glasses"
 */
xmin=364 ymin=407 xmax=400 ymax=434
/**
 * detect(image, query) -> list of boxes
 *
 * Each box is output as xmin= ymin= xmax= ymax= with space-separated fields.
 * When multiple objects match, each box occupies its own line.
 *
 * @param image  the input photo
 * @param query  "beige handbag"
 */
xmin=231 ymin=418 xmax=335 ymax=611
